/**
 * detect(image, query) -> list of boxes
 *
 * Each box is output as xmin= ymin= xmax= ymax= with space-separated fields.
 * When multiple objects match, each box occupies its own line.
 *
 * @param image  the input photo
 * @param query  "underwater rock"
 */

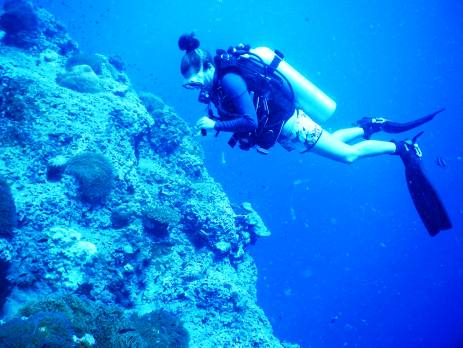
xmin=45 ymin=226 xmax=98 ymax=290
xmin=56 ymin=64 xmax=104 ymax=93
xmin=108 ymin=55 xmax=125 ymax=72
xmin=46 ymin=155 xmax=68 ymax=182
xmin=111 ymin=209 xmax=133 ymax=229
xmin=0 ymin=0 xmax=77 ymax=54
xmin=139 ymin=91 xmax=166 ymax=114
xmin=41 ymin=48 xmax=59 ymax=62
xmin=0 ymin=1 xmax=39 ymax=37
xmin=240 ymin=201 xmax=271 ymax=237
xmin=0 ymin=75 xmax=35 ymax=121
xmin=65 ymin=52 xmax=105 ymax=75
xmin=0 ymin=4 xmax=298 ymax=346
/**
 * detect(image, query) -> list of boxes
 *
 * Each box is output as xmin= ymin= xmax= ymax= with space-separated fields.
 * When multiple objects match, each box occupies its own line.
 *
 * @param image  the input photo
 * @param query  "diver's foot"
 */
xmin=392 ymin=132 xmax=424 ymax=161
xmin=356 ymin=117 xmax=388 ymax=139
xmin=357 ymin=109 xmax=443 ymax=140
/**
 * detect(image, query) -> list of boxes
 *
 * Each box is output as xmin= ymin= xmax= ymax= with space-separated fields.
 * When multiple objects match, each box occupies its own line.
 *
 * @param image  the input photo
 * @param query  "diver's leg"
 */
xmin=331 ymin=127 xmax=365 ymax=143
xmin=312 ymin=131 xmax=396 ymax=163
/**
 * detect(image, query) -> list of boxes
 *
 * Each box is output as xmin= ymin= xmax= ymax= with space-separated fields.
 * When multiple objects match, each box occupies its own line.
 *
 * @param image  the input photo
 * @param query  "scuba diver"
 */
xmin=178 ymin=33 xmax=452 ymax=236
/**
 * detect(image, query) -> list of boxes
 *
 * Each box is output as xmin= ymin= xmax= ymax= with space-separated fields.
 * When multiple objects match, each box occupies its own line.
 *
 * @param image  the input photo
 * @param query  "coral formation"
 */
xmin=130 ymin=310 xmax=189 ymax=347
xmin=109 ymin=55 xmax=126 ymax=72
xmin=65 ymin=152 xmax=114 ymax=204
xmin=56 ymin=64 xmax=104 ymax=93
xmin=17 ymin=295 xmax=189 ymax=348
xmin=236 ymin=201 xmax=271 ymax=239
xmin=46 ymin=155 xmax=68 ymax=182
xmin=0 ymin=4 xmax=297 ymax=346
xmin=0 ymin=0 xmax=77 ymax=54
xmin=65 ymin=52 xmax=105 ymax=75
xmin=0 ymin=311 xmax=75 ymax=347
xmin=0 ymin=1 xmax=39 ymax=37
xmin=139 ymin=92 xmax=189 ymax=155
xmin=0 ymin=75 xmax=35 ymax=121
xmin=142 ymin=205 xmax=181 ymax=239
xmin=20 ymin=295 xmax=100 ymax=339
xmin=111 ymin=209 xmax=133 ymax=229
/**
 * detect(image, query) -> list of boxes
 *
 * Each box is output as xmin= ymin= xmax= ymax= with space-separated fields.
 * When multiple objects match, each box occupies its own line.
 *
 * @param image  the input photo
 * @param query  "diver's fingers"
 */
xmin=195 ymin=116 xmax=208 ymax=128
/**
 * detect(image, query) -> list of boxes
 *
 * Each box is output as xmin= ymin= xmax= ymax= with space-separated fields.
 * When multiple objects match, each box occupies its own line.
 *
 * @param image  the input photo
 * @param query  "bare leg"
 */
xmin=331 ymin=127 xmax=365 ymax=143
xmin=312 ymin=130 xmax=396 ymax=164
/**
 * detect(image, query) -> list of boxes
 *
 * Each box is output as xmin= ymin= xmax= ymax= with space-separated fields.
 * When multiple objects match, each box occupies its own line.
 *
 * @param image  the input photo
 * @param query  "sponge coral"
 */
xmin=0 ymin=177 xmax=16 ymax=238
xmin=142 ymin=206 xmax=181 ymax=238
xmin=56 ymin=65 xmax=103 ymax=93
xmin=65 ymin=152 xmax=114 ymax=204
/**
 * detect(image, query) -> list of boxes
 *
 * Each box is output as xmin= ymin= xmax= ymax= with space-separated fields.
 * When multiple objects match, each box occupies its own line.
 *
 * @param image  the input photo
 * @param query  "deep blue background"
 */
xmin=5 ymin=0 xmax=463 ymax=347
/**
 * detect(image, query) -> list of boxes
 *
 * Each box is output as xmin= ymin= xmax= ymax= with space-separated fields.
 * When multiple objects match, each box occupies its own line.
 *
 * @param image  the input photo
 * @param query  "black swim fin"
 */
xmin=357 ymin=108 xmax=445 ymax=139
xmin=395 ymin=133 xmax=452 ymax=236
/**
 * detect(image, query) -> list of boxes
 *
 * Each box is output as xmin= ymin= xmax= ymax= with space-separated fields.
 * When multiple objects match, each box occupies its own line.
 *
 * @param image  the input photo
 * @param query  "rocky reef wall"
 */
xmin=0 ymin=1 xmax=298 ymax=347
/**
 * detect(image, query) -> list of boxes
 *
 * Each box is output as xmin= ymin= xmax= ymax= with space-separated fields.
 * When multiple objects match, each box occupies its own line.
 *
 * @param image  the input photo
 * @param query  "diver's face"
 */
xmin=183 ymin=64 xmax=215 ymax=90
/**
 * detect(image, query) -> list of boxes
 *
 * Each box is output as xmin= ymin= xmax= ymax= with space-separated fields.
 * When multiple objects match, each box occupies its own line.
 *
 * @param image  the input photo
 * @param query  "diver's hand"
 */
xmin=196 ymin=116 xmax=216 ymax=130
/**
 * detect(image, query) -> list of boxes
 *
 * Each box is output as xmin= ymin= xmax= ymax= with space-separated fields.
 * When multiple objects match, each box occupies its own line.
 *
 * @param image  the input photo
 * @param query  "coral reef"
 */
xmin=0 ymin=74 xmax=35 ymax=121
xmin=56 ymin=64 xmax=103 ymax=93
xmin=139 ymin=92 xmax=190 ymax=155
xmin=0 ymin=311 xmax=75 ymax=347
xmin=65 ymin=152 xmax=114 ymax=204
xmin=0 ymin=4 xmax=298 ymax=347
xmin=129 ymin=310 xmax=189 ymax=347
xmin=19 ymin=295 xmax=121 ymax=344
xmin=65 ymin=52 xmax=105 ymax=75
xmin=15 ymin=295 xmax=189 ymax=348
xmin=0 ymin=0 xmax=77 ymax=54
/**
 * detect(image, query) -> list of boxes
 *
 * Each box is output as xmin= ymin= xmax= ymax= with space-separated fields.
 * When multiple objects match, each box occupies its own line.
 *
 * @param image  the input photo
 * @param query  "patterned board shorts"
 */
xmin=278 ymin=109 xmax=323 ymax=152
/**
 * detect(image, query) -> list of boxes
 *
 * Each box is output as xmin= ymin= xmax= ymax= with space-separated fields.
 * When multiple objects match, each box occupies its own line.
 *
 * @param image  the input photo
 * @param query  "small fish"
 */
xmin=118 ymin=328 xmax=136 ymax=334
xmin=435 ymin=156 xmax=447 ymax=168
xmin=283 ymin=288 xmax=293 ymax=297
xmin=290 ymin=206 xmax=296 ymax=220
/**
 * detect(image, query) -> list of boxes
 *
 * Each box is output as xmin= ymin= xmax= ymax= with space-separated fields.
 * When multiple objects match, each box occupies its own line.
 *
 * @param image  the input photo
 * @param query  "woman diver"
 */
xmin=178 ymin=33 xmax=451 ymax=236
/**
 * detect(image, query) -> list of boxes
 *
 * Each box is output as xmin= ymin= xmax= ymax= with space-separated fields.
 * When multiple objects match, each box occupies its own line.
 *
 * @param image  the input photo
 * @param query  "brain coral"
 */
xmin=56 ymin=65 xmax=103 ymax=93
xmin=65 ymin=152 xmax=114 ymax=204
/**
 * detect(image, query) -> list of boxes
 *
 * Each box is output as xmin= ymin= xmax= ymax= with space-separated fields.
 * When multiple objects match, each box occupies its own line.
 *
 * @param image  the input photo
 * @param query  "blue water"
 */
xmin=18 ymin=0 xmax=463 ymax=346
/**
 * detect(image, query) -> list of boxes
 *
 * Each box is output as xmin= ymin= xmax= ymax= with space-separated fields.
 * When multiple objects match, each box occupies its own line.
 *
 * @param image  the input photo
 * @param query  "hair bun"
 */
xmin=178 ymin=33 xmax=200 ymax=52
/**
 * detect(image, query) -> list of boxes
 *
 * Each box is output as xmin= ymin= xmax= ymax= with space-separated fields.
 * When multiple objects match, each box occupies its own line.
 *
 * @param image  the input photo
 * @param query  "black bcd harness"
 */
xmin=202 ymin=44 xmax=296 ymax=154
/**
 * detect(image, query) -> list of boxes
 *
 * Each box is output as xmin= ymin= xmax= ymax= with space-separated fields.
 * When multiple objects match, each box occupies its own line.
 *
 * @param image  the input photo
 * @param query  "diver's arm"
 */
xmin=214 ymin=73 xmax=257 ymax=132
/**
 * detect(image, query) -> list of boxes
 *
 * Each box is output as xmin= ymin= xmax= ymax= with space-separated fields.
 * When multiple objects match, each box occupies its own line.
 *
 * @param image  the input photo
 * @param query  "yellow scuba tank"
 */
xmin=250 ymin=47 xmax=336 ymax=123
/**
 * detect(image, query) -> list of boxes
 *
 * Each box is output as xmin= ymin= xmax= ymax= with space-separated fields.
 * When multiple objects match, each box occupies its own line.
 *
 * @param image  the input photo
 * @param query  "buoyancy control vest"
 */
xmin=207 ymin=44 xmax=296 ymax=153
